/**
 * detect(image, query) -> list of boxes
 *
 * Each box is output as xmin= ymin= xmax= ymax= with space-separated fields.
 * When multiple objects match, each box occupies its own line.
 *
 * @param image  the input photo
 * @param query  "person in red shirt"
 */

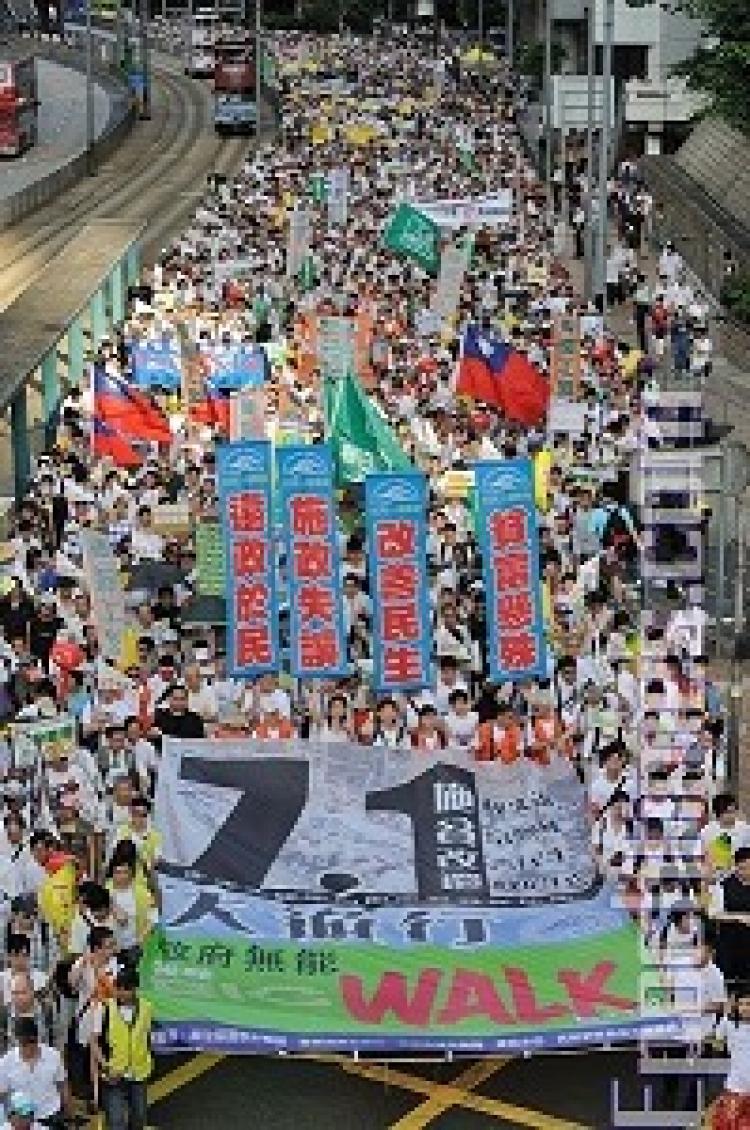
xmin=473 ymin=702 xmax=522 ymax=764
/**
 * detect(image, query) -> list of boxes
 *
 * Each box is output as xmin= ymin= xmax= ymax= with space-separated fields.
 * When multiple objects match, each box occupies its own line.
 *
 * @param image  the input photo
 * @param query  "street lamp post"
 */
xmin=255 ymin=0 xmax=261 ymax=141
xmin=85 ymin=0 xmax=95 ymax=174
xmin=139 ymin=0 xmax=150 ymax=119
xmin=506 ymin=0 xmax=513 ymax=67
xmin=583 ymin=1 xmax=594 ymax=300
xmin=595 ymin=0 xmax=614 ymax=310
xmin=544 ymin=0 xmax=553 ymax=215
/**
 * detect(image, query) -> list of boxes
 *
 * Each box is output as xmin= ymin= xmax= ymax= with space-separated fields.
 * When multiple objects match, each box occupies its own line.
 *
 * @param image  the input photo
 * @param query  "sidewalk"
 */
xmin=560 ymin=225 xmax=750 ymax=810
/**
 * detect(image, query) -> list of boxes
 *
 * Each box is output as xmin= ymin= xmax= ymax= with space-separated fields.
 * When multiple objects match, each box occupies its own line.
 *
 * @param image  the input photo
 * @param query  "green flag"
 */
xmin=309 ymin=173 xmax=328 ymax=203
xmin=298 ymin=254 xmax=317 ymax=293
xmin=383 ymin=202 xmax=441 ymax=276
xmin=458 ymin=146 xmax=477 ymax=172
xmin=324 ymin=371 xmax=412 ymax=485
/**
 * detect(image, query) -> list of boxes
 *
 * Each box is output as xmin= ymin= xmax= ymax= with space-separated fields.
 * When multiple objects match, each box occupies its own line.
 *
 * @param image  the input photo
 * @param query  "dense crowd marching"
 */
xmin=0 ymin=27 xmax=747 ymax=1130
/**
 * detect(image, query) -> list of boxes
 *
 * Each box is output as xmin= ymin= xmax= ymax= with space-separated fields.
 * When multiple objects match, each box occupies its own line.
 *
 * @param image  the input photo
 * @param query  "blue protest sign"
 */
xmin=474 ymin=458 xmax=547 ymax=684
xmin=199 ymin=344 xmax=268 ymax=392
xmin=276 ymin=444 xmax=348 ymax=680
xmin=365 ymin=472 xmax=432 ymax=693
xmin=130 ymin=340 xmax=181 ymax=391
xmin=217 ymin=441 xmax=280 ymax=678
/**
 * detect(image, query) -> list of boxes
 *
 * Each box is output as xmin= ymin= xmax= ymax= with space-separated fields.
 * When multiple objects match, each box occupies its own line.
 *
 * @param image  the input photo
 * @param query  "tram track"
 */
xmin=0 ymin=54 xmax=250 ymax=311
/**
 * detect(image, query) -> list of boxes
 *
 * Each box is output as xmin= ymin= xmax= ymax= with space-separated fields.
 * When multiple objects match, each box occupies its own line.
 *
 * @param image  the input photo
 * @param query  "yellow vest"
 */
xmin=103 ymin=998 xmax=153 ymax=1082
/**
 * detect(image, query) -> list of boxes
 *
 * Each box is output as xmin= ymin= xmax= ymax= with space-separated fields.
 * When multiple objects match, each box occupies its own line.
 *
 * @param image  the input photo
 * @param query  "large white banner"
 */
xmin=413 ymin=191 xmax=513 ymax=229
xmin=286 ymin=206 xmax=311 ymax=278
xmin=157 ymin=738 xmax=597 ymax=902
xmin=80 ymin=531 xmax=127 ymax=663
xmin=327 ymin=166 xmax=349 ymax=227
xmin=431 ymin=241 xmax=470 ymax=320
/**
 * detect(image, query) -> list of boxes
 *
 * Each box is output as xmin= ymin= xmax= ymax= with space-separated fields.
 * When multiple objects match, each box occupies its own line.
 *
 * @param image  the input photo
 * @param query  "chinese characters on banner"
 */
xmin=327 ymin=166 xmax=349 ymax=227
xmin=286 ymin=206 xmax=311 ymax=279
xmin=365 ymin=473 xmax=431 ymax=692
xmin=80 ymin=531 xmax=127 ymax=663
xmin=130 ymin=339 xmax=182 ymax=390
xmin=276 ymin=445 xmax=348 ymax=679
xmin=475 ymin=458 xmax=547 ymax=684
xmin=217 ymin=441 xmax=279 ymax=678
xmin=549 ymin=313 xmax=582 ymax=400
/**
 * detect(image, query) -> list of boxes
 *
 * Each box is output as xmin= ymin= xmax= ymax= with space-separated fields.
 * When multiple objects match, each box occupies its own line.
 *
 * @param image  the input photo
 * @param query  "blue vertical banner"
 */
xmin=276 ymin=445 xmax=348 ymax=679
xmin=365 ymin=472 xmax=432 ymax=692
xmin=474 ymin=458 xmax=547 ymax=684
xmin=217 ymin=441 xmax=279 ymax=678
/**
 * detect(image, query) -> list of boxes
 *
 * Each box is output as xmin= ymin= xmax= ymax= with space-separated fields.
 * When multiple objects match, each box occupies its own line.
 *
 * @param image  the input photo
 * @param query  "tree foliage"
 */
xmin=673 ymin=0 xmax=750 ymax=135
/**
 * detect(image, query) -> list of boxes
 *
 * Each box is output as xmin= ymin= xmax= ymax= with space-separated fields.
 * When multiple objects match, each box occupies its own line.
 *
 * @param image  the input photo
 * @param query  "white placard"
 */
xmin=413 ymin=191 xmax=513 ymax=229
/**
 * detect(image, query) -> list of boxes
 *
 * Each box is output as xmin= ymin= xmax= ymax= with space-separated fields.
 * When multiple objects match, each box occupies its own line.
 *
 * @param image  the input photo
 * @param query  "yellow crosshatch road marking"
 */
xmin=87 ymin=1053 xmax=225 ymax=1128
xmin=331 ymin=1056 xmax=592 ymax=1129
xmin=387 ymin=1058 xmax=508 ymax=1128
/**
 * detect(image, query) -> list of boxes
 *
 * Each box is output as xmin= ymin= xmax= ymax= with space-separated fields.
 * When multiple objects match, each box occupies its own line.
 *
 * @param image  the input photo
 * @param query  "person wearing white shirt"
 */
xmin=444 ymin=691 xmax=479 ymax=749
xmin=0 ymin=1020 xmax=68 ymax=1123
xmin=702 ymin=795 xmax=750 ymax=877
xmin=719 ymin=997 xmax=750 ymax=1098
xmin=129 ymin=507 xmax=164 ymax=563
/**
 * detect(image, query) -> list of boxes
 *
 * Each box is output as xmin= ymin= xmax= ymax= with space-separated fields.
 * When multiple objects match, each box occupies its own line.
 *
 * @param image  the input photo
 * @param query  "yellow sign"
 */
xmin=311 ymin=123 xmax=332 ymax=145
xmin=345 ymin=123 xmax=378 ymax=145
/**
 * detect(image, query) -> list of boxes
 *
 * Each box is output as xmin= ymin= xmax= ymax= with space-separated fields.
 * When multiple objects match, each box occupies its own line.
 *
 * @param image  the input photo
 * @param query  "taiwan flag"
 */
xmin=92 ymin=419 xmax=144 ymax=468
xmin=93 ymin=366 xmax=172 ymax=443
xmin=455 ymin=325 xmax=549 ymax=426
xmin=189 ymin=381 xmax=230 ymax=434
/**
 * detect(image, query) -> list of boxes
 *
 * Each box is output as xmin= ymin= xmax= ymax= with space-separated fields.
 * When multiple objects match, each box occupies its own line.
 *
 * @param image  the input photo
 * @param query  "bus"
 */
xmin=0 ymin=55 xmax=38 ymax=157
xmin=214 ymin=34 xmax=256 ymax=134
xmin=184 ymin=11 xmax=219 ymax=78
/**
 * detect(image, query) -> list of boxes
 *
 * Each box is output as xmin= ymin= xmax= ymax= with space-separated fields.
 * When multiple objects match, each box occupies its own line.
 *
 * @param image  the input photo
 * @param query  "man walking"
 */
xmin=92 ymin=967 xmax=153 ymax=1130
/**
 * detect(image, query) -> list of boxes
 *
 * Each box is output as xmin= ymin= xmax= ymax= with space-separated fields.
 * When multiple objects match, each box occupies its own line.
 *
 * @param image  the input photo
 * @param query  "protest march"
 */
xmin=0 ymin=26 xmax=747 ymax=1130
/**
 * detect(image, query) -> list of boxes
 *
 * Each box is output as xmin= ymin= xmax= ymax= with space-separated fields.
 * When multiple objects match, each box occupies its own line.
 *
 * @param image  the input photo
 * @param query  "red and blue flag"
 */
xmin=455 ymin=325 xmax=549 ymax=426
xmin=91 ymin=419 xmax=144 ymax=468
xmin=93 ymin=365 xmax=172 ymax=443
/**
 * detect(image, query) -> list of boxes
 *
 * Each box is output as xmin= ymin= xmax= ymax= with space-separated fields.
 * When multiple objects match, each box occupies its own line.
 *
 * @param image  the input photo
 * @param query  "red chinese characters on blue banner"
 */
xmin=474 ymin=458 xmax=547 ymax=683
xmin=365 ymin=473 xmax=431 ymax=692
xmin=217 ymin=441 xmax=279 ymax=678
xmin=276 ymin=445 xmax=348 ymax=679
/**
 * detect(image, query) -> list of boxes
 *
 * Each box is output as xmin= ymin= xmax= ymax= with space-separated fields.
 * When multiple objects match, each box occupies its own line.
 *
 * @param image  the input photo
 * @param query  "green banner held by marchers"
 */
xmin=324 ymin=370 xmax=412 ymax=485
xmin=383 ymin=202 xmax=441 ymax=276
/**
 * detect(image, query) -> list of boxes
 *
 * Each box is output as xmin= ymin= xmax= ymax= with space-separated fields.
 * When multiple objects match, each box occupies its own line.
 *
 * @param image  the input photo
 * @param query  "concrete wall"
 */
xmin=642 ymin=152 xmax=750 ymax=370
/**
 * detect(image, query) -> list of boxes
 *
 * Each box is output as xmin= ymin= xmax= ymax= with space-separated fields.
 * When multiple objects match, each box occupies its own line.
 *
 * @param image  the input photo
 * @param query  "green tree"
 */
xmin=516 ymin=40 xmax=566 ymax=90
xmin=672 ymin=0 xmax=750 ymax=135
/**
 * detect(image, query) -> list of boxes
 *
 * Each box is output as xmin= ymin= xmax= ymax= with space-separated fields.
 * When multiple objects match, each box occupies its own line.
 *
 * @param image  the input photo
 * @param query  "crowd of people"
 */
xmin=0 ymin=27 xmax=746 ymax=1129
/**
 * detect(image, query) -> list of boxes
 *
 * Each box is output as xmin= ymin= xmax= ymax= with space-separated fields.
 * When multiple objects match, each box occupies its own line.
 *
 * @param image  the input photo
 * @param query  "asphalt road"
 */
xmin=0 ymin=58 xmax=109 ymax=200
xmin=145 ymin=1049 xmax=649 ymax=1130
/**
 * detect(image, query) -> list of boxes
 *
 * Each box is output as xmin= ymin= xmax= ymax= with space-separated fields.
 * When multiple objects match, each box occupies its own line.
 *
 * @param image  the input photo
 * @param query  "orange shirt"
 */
xmin=474 ymin=721 xmax=522 ymax=764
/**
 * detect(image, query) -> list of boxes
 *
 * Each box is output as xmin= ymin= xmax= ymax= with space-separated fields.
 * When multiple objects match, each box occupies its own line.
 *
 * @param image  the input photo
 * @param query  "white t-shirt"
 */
xmin=0 ymin=1044 xmax=65 ymax=1118
xmin=702 ymin=819 xmax=750 ymax=858
xmin=444 ymin=711 xmax=479 ymax=748
xmin=672 ymin=962 xmax=726 ymax=1044
xmin=723 ymin=1021 xmax=750 ymax=1094
xmin=110 ymin=886 xmax=138 ymax=950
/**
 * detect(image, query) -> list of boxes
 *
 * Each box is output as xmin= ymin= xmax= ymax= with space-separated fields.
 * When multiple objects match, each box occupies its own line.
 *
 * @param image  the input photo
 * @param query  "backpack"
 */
xmin=602 ymin=506 xmax=635 ymax=557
